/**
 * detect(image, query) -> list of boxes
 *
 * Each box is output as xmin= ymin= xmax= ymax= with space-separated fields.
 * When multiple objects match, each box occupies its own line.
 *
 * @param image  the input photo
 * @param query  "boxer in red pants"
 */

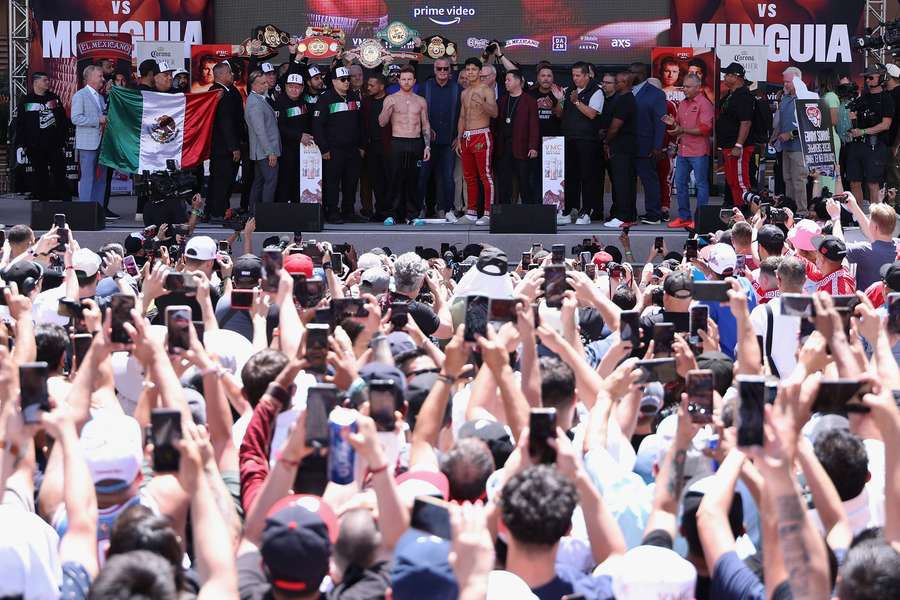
xmin=456 ymin=57 xmax=498 ymax=225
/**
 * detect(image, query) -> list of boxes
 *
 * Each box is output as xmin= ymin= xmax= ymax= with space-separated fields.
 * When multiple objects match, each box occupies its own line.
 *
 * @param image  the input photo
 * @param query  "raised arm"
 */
xmin=696 ymin=449 xmax=746 ymax=574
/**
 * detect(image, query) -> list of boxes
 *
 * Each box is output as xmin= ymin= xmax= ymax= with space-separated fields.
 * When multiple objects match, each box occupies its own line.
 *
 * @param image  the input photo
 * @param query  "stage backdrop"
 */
xmin=29 ymin=0 xmax=214 ymax=108
xmin=214 ymin=0 xmax=670 ymax=63
xmin=670 ymin=0 xmax=867 ymax=84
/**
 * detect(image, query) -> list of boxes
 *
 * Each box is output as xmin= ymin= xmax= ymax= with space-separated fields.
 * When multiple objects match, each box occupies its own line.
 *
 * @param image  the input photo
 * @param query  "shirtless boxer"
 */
xmin=379 ymin=65 xmax=431 ymax=224
xmin=456 ymin=57 xmax=498 ymax=225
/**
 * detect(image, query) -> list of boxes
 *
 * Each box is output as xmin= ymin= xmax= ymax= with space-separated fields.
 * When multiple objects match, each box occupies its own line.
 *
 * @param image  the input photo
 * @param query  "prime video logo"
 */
xmin=412 ymin=5 xmax=476 ymax=26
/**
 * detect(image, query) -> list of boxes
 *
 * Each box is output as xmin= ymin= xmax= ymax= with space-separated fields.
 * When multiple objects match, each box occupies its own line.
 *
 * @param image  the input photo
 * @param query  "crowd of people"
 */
xmin=0 ymin=168 xmax=899 ymax=598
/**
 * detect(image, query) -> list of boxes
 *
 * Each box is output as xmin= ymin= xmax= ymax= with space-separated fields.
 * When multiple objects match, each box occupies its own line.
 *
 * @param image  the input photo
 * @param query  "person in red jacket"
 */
xmin=493 ymin=70 xmax=540 ymax=204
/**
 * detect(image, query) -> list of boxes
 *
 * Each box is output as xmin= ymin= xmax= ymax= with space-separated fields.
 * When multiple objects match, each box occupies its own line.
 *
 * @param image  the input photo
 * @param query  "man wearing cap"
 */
xmin=153 ymin=62 xmax=176 ymax=93
xmin=31 ymin=247 xmax=108 ymax=326
xmin=208 ymin=61 xmax=246 ymax=221
xmin=246 ymin=70 xmax=281 ymax=210
xmin=15 ymin=71 xmax=70 ymax=202
xmin=698 ymin=243 xmax=757 ymax=360
xmin=136 ymin=59 xmax=159 ymax=92
xmin=259 ymin=62 xmax=279 ymax=108
xmin=303 ymin=65 xmax=326 ymax=108
xmin=756 ymin=224 xmax=786 ymax=262
xmin=173 ymin=69 xmax=189 ymax=93
xmin=147 ymin=235 xmax=224 ymax=324
xmin=313 ymin=66 xmax=366 ymax=224
xmin=786 ymin=218 xmax=823 ymax=292
xmin=716 ymin=62 xmax=755 ymax=208
xmin=773 ymin=67 xmax=809 ymax=212
xmin=637 ymin=271 xmax=693 ymax=354
xmin=750 ymin=256 xmax=805 ymax=378
xmin=276 ymin=73 xmax=315 ymax=204
xmin=846 ymin=67 xmax=894 ymax=205
xmin=807 ymin=234 xmax=855 ymax=295
xmin=214 ymin=254 xmax=279 ymax=341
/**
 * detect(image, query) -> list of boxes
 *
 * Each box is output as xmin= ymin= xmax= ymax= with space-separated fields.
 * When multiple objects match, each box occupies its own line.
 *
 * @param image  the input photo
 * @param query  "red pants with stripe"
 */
xmin=723 ymin=145 xmax=754 ymax=206
xmin=461 ymin=129 xmax=494 ymax=215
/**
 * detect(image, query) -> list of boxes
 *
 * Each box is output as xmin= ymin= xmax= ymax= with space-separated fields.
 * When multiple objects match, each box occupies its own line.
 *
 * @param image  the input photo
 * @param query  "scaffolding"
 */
xmin=865 ymin=0 xmax=889 ymax=67
xmin=8 ymin=0 xmax=29 ymax=121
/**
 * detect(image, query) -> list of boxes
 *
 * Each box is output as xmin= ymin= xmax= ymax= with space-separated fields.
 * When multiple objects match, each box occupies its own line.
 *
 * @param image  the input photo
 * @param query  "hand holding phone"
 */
xmin=687 ymin=369 xmax=714 ymax=424
xmin=528 ymin=408 xmax=557 ymax=464
xmin=20 ymin=362 xmax=50 ymax=424
xmin=109 ymin=294 xmax=135 ymax=344
xmin=151 ymin=408 xmax=182 ymax=472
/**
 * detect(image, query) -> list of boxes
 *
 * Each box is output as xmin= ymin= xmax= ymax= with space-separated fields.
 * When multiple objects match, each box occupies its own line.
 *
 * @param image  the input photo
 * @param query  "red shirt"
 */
xmin=803 ymin=258 xmax=856 ymax=295
xmin=675 ymin=93 xmax=714 ymax=157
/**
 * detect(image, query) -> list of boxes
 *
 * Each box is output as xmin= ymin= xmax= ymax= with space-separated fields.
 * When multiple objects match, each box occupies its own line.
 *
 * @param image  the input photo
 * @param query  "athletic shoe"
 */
xmin=661 ymin=210 xmax=670 ymax=222
xmin=682 ymin=220 xmax=696 ymax=229
xmin=640 ymin=214 xmax=661 ymax=225
xmin=457 ymin=214 xmax=475 ymax=224
xmin=412 ymin=218 xmax=426 ymax=226
xmin=383 ymin=217 xmax=396 ymax=226
xmin=576 ymin=213 xmax=591 ymax=225
xmin=556 ymin=213 xmax=570 ymax=226
xmin=667 ymin=217 xmax=687 ymax=228
xmin=105 ymin=208 xmax=120 ymax=220
xmin=475 ymin=215 xmax=491 ymax=226
xmin=603 ymin=218 xmax=624 ymax=228
xmin=134 ymin=213 xmax=143 ymax=224
xmin=445 ymin=211 xmax=458 ymax=224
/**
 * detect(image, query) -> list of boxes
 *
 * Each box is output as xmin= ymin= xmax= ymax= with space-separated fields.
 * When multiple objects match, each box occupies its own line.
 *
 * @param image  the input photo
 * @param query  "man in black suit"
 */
xmin=207 ymin=61 xmax=245 ymax=221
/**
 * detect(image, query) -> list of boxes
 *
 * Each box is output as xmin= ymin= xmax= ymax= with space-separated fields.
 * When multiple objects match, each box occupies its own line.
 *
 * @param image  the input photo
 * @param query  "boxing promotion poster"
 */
xmin=670 ymin=0 xmax=867 ymax=83
xmin=651 ymin=47 xmax=716 ymax=104
xmin=189 ymin=45 xmax=249 ymax=96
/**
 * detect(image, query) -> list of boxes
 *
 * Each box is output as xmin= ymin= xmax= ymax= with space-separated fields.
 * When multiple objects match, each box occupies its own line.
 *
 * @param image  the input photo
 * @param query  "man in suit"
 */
xmin=245 ymin=69 xmax=281 ymax=211
xmin=493 ymin=70 xmax=540 ymax=204
xmin=71 ymin=65 xmax=108 ymax=204
xmin=630 ymin=62 xmax=667 ymax=224
xmin=208 ymin=61 xmax=245 ymax=220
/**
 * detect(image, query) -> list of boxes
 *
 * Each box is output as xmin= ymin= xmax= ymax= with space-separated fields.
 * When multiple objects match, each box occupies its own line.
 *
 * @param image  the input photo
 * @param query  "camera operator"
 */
xmin=836 ymin=77 xmax=858 ymax=190
xmin=846 ymin=67 xmax=894 ymax=204
xmin=884 ymin=64 xmax=900 ymax=196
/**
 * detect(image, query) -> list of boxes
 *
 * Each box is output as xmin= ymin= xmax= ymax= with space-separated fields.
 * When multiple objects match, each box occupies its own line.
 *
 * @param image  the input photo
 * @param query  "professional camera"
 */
xmin=742 ymin=189 xmax=770 ymax=205
xmin=852 ymin=20 xmax=900 ymax=52
xmin=836 ymin=82 xmax=859 ymax=101
xmin=134 ymin=159 xmax=197 ymax=204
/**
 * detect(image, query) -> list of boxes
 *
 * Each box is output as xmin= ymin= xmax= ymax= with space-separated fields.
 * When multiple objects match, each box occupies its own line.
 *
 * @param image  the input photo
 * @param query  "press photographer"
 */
xmin=846 ymin=66 xmax=894 ymax=204
xmin=135 ymin=159 xmax=200 ymax=228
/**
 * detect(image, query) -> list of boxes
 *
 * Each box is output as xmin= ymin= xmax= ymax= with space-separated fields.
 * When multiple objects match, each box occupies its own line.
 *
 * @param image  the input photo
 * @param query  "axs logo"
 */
xmin=611 ymin=39 xmax=632 ymax=48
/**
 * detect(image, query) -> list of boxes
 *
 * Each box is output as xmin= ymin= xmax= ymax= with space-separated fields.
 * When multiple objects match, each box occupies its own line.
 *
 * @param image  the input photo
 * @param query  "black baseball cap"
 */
xmin=477 ymin=247 xmax=508 ymax=275
xmin=139 ymin=59 xmax=160 ymax=78
xmin=261 ymin=495 xmax=337 ymax=593
xmin=233 ymin=254 xmax=262 ymax=287
xmin=757 ymin=225 xmax=786 ymax=249
xmin=720 ymin=62 xmax=747 ymax=78
xmin=663 ymin=271 xmax=694 ymax=299
xmin=1 ymin=260 xmax=44 ymax=295
xmin=881 ymin=260 xmax=900 ymax=291
xmin=810 ymin=235 xmax=847 ymax=263
xmin=458 ymin=419 xmax=514 ymax=469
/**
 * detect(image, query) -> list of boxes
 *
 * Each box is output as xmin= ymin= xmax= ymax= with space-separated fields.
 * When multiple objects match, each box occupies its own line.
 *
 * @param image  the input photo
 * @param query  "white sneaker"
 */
xmin=457 ymin=214 xmax=475 ymax=224
xmin=568 ymin=208 xmax=579 ymax=222
xmin=445 ymin=211 xmax=458 ymax=224
xmin=556 ymin=213 xmax=570 ymax=226
xmin=135 ymin=213 xmax=143 ymax=224
xmin=475 ymin=215 xmax=491 ymax=226
xmin=603 ymin=218 xmax=624 ymax=228
xmin=576 ymin=213 xmax=592 ymax=225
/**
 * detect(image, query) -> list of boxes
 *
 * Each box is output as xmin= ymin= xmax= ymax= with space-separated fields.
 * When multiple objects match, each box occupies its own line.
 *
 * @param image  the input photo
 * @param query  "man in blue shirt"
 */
xmin=417 ymin=59 xmax=461 ymax=220
xmin=774 ymin=67 xmax=808 ymax=212
xmin=699 ymin=243 xmax=757 ymax=360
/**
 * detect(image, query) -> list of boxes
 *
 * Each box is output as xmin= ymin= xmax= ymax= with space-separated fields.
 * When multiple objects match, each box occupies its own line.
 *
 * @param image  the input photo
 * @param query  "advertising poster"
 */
xmin=670 ymin=0 xmax=867 ymax=84
xmin=541 ymin=136 xmax=564 ymax=210
xmin=652 ymin=47 xmax=717 ymax=104
xmin=29 ymin=0 xmax=213 ymax=108
xmin=75 ymin=32 xmax=133 ymax=89
xmin=135 ymin=41 xmax=187 ymax=71
xmin=190 ymin=45 xmax=249 ymax=97
xmin=300 ymin=144 xmax=323 ymax=204
xmin=716 ymin=45 xmax=768 ymax=92
xmin=795 ymin=99 xmax=836 ymax=178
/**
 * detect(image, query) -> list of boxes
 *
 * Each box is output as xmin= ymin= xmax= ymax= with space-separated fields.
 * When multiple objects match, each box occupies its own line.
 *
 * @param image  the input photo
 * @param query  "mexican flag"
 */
xmin=99 ymin=86 xmax=221 ymax=174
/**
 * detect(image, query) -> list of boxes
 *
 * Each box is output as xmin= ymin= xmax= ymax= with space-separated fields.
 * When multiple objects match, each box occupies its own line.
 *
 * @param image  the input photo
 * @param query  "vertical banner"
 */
xmin=715 ymin=46 xmax=768 ymax=92
xmin=135 ymin=42 xmax=188 ymax=72
xmin=541 ymin=136 xmax=564 ymax=210
xmin=795 ymin=99 xmax=837 ymax=178
xmin=300 ymin=144 xmax=323 ymax=204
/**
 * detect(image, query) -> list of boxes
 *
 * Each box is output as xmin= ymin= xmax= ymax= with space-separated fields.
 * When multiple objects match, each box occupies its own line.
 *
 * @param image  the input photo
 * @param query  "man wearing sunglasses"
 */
xmin=847 ymin=67 xmax=894 ymax=206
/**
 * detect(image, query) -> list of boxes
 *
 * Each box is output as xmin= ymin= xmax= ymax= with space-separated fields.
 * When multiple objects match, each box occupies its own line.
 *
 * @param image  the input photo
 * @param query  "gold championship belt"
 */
xmin=304 ymin=25 xmax=346 ymax=46
xmin=376 ymin=21 xmax=419 ymax=49
xmin=254 ymin=24 xmax=291 ymax=49
xmin=236 ymin=38 xmax=277 ymax=58
xmin=418 ymin=35 xmax=456 ymax=60
xmin=343 ymin=39 xmax=393 ymax=69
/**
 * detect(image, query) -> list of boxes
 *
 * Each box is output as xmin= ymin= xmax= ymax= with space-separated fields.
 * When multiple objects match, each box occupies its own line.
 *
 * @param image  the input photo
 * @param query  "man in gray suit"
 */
xmin=71 ymin=65 xmax=108 ymax=203
xmin=245 ymin=69 xmax=281 ymax=210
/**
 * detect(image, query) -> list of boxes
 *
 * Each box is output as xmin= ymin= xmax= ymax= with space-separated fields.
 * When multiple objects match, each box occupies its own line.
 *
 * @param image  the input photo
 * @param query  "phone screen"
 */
xmin=464 ymin=295 xmax=489 ymax=342
xmin=684 ymin=239 xmax=698 ymax=260
xmin=528 ymin=408 xmax=557 ymax=464
xmin=295 ymin=277 xmax=325 ymax=308
xmin=780 ymin=293 xmax=814 ymax=317
xmin=110 ymin=294 xmax=135 ymax=344
xmin=654 ymin=236 xmax=664 ymax=252
xmin=620 ymin=310 xmax=640 ymax=348
xmin=165 ymin=306 xmax=192 ymax=354
xmin=262 ymin=250 xmax=282 ymax=292
xmin=690 ymin=305 xmax=709 ymax=341
xmin=151 ymin=409 xmax=182 ymax=472
xmin=813 ymin=380 xmax=873 ymax=415
xmin=521 ymin=251 xmax=532 ymax=267
xmin=720 ymin=208 xmax=734 ymax=222
xmin=579 ymin=251 xmax=593 ymax=267
xmin=164 ymin=272 xmax=197 ymax=294
xmin=303 ymin=242 xmax=324 ymax=267
xmin=332 ymin=298 xmax=368 ymax=320
xmin=410 ymin=496 xmax=452 ymax=539
xmin=585 ymin=263 xmax=597 ymax=279
xmin=390 ymin=302 xmax=409 ymax=328
xmin=653 ymin=322 xmax=675 ymax=356
xmin=551 ymin=244 xmax=565 ymax=263
xmin=636 ymin=358 xmax=678 ymax=384
xmin=218 ymin=240 xmax=231 ymax=253
xmin=368 ymin=381 xmax=398 ymax=431
xmin=735 ymin=254 xmax=746 ymax=275
xmin=123 ymin=255 xmax=139 ymax=277
xmin=56 ymin=226 xmax=69 ymax=252
xmin=305 ymin=324 xmax=329 ymax=372
xmin=687 ymin=369 xmax=714 ymax=424
xmin=305 ymin=384 xmax=336 ymax=447
xmin=543 ymin=265 xmax=568 ymax=308
xmin=71 ymin=334 xmax=93 ymax=371
xmin=20 ymin=362 xmax=50 ymax=424
xmin=737 ymin=375 xmax=765 ymax=447
xmin=332 ymin=253 xmax=344 ymax=273
xmin=489 ymin=298 xmax=518 ymax=324
xmin=231 ymin=289 xmax=254 ymax=310
xmin=53 ymin=213 xmax=66 ymax=229
xmin=693 ymin=281 xmax=731 ymax=303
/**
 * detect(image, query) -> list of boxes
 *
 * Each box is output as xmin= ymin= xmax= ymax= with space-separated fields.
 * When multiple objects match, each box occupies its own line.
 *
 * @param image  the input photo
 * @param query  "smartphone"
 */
xmin=165 ymin=306 xmax=192 ymax=354
xmin=305 ymin=323 xmax=329 ymax=372
xmin=636 ymin=358 xmax=678 ymax=384
xmin=780 ymin=293 xmax=814 ymax=318
xmin=0 ymin=228 xmax=6 ymax=247
xmin=218 ymin=240 xmax=231 ymax=254
xmin=619 ymin=310 xmax=640 ymax=348
xmin=262 ymin=249 xmax=282 ymax=292
xmin=53 ymin=213 xmax=66 ymax=230
xmin=528 ymin=408 xmax=557 ymax=464
xmin=736 ymin=375 xmax=765 ymax=447
xmin=410 ymin=496 xmax=452 ymax=539
xmin=109 ymin=294 xmax=135 ymax=344
xmin=551 ymin=243 xmax=565 ymax=264
xmin=720 ymin=208 xmax=734 ymax=223
xmin=386 ymin=302 xmax=407 ymax=329
xmin=71 ymin=333 xmax=93 ymax=371
xmin=521 ymin=251 xmax=532 ymax=267
xmin=122 ymin=255 xmax=139 ymax=277
xmin=193 ymin=321 xmax=205 ymax=342
xmin=303 ymin=242 xmax=324 ymax=267
xmin=231 ymin=289 xmax=254 ymax=310
xmin=813 ymin=379 xmax=873 ymax=414
xmin=532 ymin=303 xmax=541 ymax=327
xmin=332 ymin=252 xmax=344 ymax=273
xmin=489 ymin=298 xmax=518 ymax=325
xmin=688 ymin=305 xmax=709 ymax=342
xmin=151 ymin=408 xmax=182 ymax=472
xmin=684 ymin=238 xmax=698 ymax=261
xmin=305 ymin=384 xmax=337 ymax=448
xmin=579 ymin=251 xmax=593 ymax=267
xmin=464 ymin=295 xmax=489 ymax=342
xmin=653 ymin=322 xmax=675 ymax=356
xmin=55 ymin=225 xmax=69 ymax=253
xmin=654 ymin=236 xmax=664 ymax=253
xmin=693 ymin=281 xmax=731 ymax=303
xmin=19 ymin=362 xmax=50 ymax=425
xmin=332 ymin=298 xmax=368 ymax=320
xmin=368 ymin=379 xmax=399 ymax=431
xmin=57 ymin=298 xmax=85 ymax=319
xmin=164 ymin=272 xmax=198 ymax=294
xmin=585 ymin=263 xmax=597 ymax=279
xmin=759 ymin=203 xmax=771 ymax=220
xmin=735 ymin=254 xmax=746 ymax=276
xmin=889 ymin=293 xmax=900 ymax=335
xmin=686 ymin=369 xmax=715 ymax=424
xmin=543 ymin=265 xmax=568 ymax=308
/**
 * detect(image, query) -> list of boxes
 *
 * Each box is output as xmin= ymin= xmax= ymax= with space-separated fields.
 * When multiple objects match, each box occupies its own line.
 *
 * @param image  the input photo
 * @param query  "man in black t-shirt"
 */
xmin=716 ymin=63 xmax=755 ymax=208
xmin=604 ymin=70 xmax=639 ymax=226
xmin=847 ymin=67 xmax=894 ymax=205
xmin=883 ymin=63 xmax=900 ymax=196
xmin=527 ymin=65 xmax=562 ymax=208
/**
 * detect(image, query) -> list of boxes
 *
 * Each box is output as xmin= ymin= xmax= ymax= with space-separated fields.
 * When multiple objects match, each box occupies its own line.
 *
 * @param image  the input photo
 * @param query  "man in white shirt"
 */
xmin=749 ymin=256 xmax=806 ymax=378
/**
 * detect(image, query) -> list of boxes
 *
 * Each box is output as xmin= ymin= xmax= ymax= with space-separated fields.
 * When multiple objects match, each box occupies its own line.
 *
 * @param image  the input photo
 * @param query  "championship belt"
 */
xmin=376 ymin=21 xmax=419 ymax=49
xmin=419 ymin=35 xmax=456 ymax=60
xmin=236 ymin=38 xmax=277 ymax=59
xmin=295 ymin=36 xmax=343 ymax=60
xmin=304 ymin=25 xmax=345 ymax=46
xmin=343 ymin=39 xmax=393 ymax=69
xmin=254 ymin=24 xmax=291 ymax=49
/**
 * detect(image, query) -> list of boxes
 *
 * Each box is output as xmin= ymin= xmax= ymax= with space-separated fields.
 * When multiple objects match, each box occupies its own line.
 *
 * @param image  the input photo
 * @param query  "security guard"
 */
xmin=275 ymin=73 xmax=313 ymax=203
xmin=16 ymin=71 xmax=70 ymax=201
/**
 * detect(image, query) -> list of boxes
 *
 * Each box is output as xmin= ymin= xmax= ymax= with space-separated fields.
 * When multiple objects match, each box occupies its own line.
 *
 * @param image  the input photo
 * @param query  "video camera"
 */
xmin=837 ymin=81 xmax=859 ymax=102
xmin=851 ymin=19 xmax=900 ymax=52
xmin=134 ymin=159 xmax=197 ymax=204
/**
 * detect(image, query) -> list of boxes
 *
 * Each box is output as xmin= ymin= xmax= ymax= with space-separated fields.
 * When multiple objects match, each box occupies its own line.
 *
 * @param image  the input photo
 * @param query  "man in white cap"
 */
xmin=695 ymin=242 xmax=757 ymax=359
xmin=146 ymin=234 xmax=226 ymax=324
xmin=275 ymin=73 xmax=314 ymax=203
xmin=260 ymin=62 xmax=278 ymax=108
xmin=303 ymin=65 xmax=326 ymax=107
xmin=32 ymin=246 xmax=105 ymax=326
xmin=153 ymin=61 xmax=176 ymax=93
xmin=172 ymin=68 xmax=189 ymax=93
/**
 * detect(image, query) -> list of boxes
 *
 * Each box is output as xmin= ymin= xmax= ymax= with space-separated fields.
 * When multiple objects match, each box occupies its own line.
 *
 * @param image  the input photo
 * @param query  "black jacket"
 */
xmin=312 ymin=88 xmax=364 ymax=154
xmin=210 ymin=82 xmax=245 ymax=156
xmin=16 ymin=91 xmax=68 ymax=149
xmin=275 ymin=94 xmax=310 ymax=147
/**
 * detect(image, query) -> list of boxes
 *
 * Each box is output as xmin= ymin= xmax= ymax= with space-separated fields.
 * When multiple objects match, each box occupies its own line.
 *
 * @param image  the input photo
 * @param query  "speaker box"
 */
xmin=31 ymin=201 xmax=104 ymax=231
xmin=693 ymin=205 xmax=728 ymax=235
xmin=489 ymin=204 xmax=557 ymax=234
xmin=254 ymin=203 xmax=322 ymax=233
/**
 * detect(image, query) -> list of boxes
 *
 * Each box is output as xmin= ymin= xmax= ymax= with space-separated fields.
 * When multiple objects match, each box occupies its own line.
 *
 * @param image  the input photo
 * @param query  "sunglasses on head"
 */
xmin=337 ymin=77 xmax=350 ymax=82
xmin=435 ymin=66 xmax=450 ymax=71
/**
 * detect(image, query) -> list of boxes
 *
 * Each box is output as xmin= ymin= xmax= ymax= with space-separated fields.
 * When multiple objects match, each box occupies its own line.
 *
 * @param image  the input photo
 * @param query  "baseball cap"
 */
xmin=395 ymin=470 xmax=450 ymax=503
xmin=123 ymin=232 xmax=144 ymax=254
xmin=720 ymin=62 xmax=747 ymax=78
xmin=387 ymin=331 xmax=416 ymax=357
xmin=286 ymin=73 xmax=303 ymax=84
xmin=639 ymin=382 xmax=665 ymax=415
xmin=697 ymin=351 xmax=735 ymax=395
xmin=757 ymin=224 xmax=785 ymax=248
xmin=391 ymin=528 xmax=458 ymax=600
xmin=184 ymin=236 xmax=217 ymax=261
xmin=811 ymin=234 xmax=847 ymax=263
xmin=1 ymin=260 xmax=44 ymax=294
xmin=609 ymin=545 xmax=697 ymax=599
xmin=405 ymin=372 xmax=447 ymax=431
xmin=706 ymin=243 xmax=737 ymax=275
xmin=283 ymin=253 xmax=313 ymax=278
xmin=72 ymin=248 xmax=102 ymax=278
xmin=885 ymin=64 xmax=899 ymax=79
xmin=881 ymin=260 xmax=900 ymax=291
xmin=233 ymin=254 xmax=262 ymax=286
xmin=863 ymin=65 xmax=886 ymax=77
xmin=174 ymin=68 xmax=188 ymax=77
xmin=139 ymin=59 xmax=160 ymax=77
xmin=663 ymin=271 xmax=693 ymax=298
xmin=359 ymin=362 xmax=407 ymax=395
xmin=334 ymin=66 xmax=350 ymax=78
xmin=787 ymin=219 xmax=822 ymax=252
xmin=477 ymin=247 xmax=508 ymax=275
xmin=80 ymin=415 xmax=143 ymax=494
xmin=360 ymin=267 xmax=390 ymax=295
xmin=156 ymin=61 xmax=176 ymax=73
xmin=307 ymin=66 xmax=322 ymax=78
xmin=357 ymin=252 xmax=382 ymax=271
xmin=592 ymin=250 xmax=613 ymax=266
xmin=458 ymin=419 xmax=514 ymax=468
xmin=387 ymin=64 xmax=402 ymax=74
xmin=261 ymin=62 xmax=275 ymax=73
xmin=261 ymin=494 xmax=337 ymax=593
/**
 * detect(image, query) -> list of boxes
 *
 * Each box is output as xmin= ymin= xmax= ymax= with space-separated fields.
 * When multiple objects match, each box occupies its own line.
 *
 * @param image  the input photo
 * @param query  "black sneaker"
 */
xmin=105 ymin=208 xmax=120 ymax=220
xmin=343 ymin=213 xmax=367 ymax=223
xmin=639 ymin=214 xmax=661 ymax=225
xmin=661 ymin=210 xmax=670 ymax=222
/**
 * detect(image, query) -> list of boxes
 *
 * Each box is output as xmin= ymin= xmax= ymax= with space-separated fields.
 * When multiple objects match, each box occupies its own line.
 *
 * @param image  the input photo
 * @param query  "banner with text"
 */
xmin=135 ymin=41 xmax=187 ymax=72
xmin=300 ymin=144 xmax=323 ymax=204
xmin=795 ymin=99 xmax=837 ymax=178
xmin=542 ymin=136 xmax=564 ymax=211
xmin=670 ymin=0 xmax=866 ymax=84
xmin=716 ymin=45 xmax=768 ymax=92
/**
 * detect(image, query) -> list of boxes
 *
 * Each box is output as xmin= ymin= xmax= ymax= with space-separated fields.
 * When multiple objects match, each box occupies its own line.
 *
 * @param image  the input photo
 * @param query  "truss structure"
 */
xmin=865 ymin=0 xmax=889 ymax=67
xmin=8 ymin=0 xmax=29 ymax=121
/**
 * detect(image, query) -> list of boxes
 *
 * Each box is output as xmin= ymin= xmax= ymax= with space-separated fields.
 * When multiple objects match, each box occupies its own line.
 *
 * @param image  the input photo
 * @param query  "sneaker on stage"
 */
xmin=667 ymin=217 xmax=687 ymax=229
xmin=640 ymin=214 xmax=661 ymax=225
xmin=556 ymin=212 xmax=570 ymax=226
xmin=682 ymin=220 xmax=695 ymax=229
xmin=475 ymin=215 xmax=490 ymax=226
xmin=661 ymin=209 xmax=670 ymax=222
xmin=603 ymin=218 xmax=624 ymax=228
xmin=457 ymin=214 xmax=475 ymax=224
xmin=576 ymin=213 xmax=591 ymax=225
xmin=412 ymin=218 xmax=426 ymax=226
xmin=445 ymin=211 xmax=458 ymax=224
xmin=105 ymin=208 xmax=120 ymax=220
xmin=383 ymin=217 xmax=396 ymax=226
